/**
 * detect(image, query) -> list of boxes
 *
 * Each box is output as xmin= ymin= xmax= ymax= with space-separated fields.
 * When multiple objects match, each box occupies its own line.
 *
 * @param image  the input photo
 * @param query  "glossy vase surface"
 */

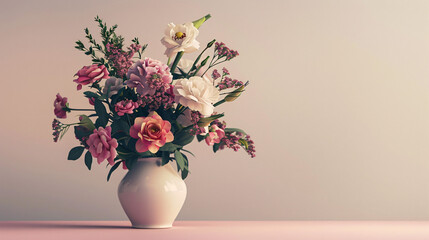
xmin=118 ymin=157 xmax=187 ymax=228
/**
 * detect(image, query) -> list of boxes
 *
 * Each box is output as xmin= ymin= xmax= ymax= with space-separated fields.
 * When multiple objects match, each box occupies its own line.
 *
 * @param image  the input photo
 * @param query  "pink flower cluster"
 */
xmin=139 ymin=86 xmax=175 ymax=111
xmin=105 ymin=43 xmax=141 ymax=78
xmin=215 ymin=68 xmax=244 ymax=90
xmin=52 ymin=119 xmax=62 ymax=142
xmin=211 ymin=69 xmax=221 ymax=80
xmin=74 ymin=64 xmax=109 ymax=90
xmin=210 ymin=119 xmax=256 ymax=158
xmin=215 ymin=42 xmax=239 ymax=60
xmin=115 ymin=100 xmax=139 ymax=116
xmin=185 ymin=111 xmax=206 ymax=135
xmin=86 ymin=126 xmax=118 ymax=165
xmin=54 ymin=93 xmax=68 ymax=119
xmin=125 ymin=58 xmax=172 ymax=96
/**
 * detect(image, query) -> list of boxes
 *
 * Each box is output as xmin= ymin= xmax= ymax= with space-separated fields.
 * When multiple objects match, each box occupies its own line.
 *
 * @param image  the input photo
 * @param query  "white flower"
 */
xmin=161 ymin=22 xmax=200 ymax=58
xmin=103 ymin=77 xmax=124 ymax=97
xmin=174 ymin=76 xmax=220 ymax=116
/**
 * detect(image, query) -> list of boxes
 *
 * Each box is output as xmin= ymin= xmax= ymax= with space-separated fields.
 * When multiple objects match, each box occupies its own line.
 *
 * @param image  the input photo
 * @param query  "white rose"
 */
xmin=103 ymin=77 xmax=124 ymax=97
xmin=161 ymin=22 xmax=200 ymax=58
xmin=174 ymin=76 xmax=220 ymax=116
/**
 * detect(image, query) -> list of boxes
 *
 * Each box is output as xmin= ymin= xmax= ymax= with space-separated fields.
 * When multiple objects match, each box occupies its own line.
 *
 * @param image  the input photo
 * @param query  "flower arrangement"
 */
xmin=52 ymin=14 xmax=255 ymax=180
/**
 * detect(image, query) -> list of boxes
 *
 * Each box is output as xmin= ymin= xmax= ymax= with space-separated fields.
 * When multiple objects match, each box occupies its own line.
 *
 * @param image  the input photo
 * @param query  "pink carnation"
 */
xmin=74 ymin=64 xmax=109 ymax=90
xmin=205 ymin=125 xmax=225 ymax=146
xmin=115 ymin=100 xmax=139 ymax=116
xmin=53 ymin=93 xmax=68 ymax=119
xmin=86 ymin=126 xmax=118 ymax=166
xmin=130 ymin=112 xmax=174 ymax=153
xmin=125 ymin=58 xmax=172 ymax=96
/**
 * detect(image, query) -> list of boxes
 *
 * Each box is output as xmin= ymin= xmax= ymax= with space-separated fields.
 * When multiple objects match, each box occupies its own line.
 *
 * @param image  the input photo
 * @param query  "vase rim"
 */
xmin=137 ymin=157 xmax=162 ymax=162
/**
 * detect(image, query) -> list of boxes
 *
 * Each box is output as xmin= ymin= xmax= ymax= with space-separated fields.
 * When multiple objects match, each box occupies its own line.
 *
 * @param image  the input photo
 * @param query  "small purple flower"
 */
xmin=215 ymin=42 xmax=239 ymax=60
xmin=211 ymin=69 xmax=221 ymax=80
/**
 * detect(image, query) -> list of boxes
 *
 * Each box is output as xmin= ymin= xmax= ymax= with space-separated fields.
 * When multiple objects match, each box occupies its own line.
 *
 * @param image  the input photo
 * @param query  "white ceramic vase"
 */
xmin=117 ymin=157 xmax=187 ymax=228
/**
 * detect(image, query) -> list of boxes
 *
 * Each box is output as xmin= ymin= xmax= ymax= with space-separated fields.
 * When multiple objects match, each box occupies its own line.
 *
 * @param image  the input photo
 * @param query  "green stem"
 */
xmin=213 ymin=99 xmax=225 ymax=107
xmin=186 ymin=45 xmax=211 ymax=77
xmin=170 ymin=51 xmax=184 ymax=74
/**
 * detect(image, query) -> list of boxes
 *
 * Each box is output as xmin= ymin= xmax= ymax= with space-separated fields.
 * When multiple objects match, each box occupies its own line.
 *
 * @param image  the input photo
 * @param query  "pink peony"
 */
xmin=125 ymin=58 xmax=172 ymax=96
xmin=54 ymin=93 xmax=68 ymax=119
xmin=130 ymin=112 xmax=174 ymax=153
xmin=74 ymin=64 xmax=109 ymax=90
xmin=205 ymin=125 xmax=225 ymax=146
xmin=115 ymin=100 xmax=139 ymax=116
xmin=86 ymin=126 xmax=118 ymax=166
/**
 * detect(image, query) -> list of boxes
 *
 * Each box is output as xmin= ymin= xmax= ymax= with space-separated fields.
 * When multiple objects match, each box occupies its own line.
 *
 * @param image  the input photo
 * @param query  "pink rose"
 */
xmin=86 ymin=126 xmax=118 ymax=165
xmin=115 ymin=100 xmax=139 ymax=116
xmin=205 ymin=125 xmax=225 ymax=146
xmin=74 ymin=64 xmax=109 ymax=90
xmin=130 ymin=112 xmax=174 ymax=153
xmin=54 ymin=93 xmax=68 ymax=119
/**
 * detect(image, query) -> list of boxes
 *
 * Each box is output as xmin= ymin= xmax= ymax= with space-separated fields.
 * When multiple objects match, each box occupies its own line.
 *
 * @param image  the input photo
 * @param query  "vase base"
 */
xmin=132 ymin=224 xmax=173 ymax=229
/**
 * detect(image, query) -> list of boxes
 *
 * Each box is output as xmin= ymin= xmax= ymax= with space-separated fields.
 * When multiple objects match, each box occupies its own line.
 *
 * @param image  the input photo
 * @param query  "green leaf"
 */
xmin=107 ymin=161 xmax=121 ymax=181
xmin=213 ymin=143 xmax=220 ymax=153
xmin=83 ymin=91 xmax=100 ymax=99
xmin=124 ymin=158 xmax=136 ymax=170
xmin=181 ymin=168 xmax=189 ymax=179
xmin=225 ymin=128 xmax=247 ymax=135
xmin=159 ymin=143 xmax=181 ymax=152
xmin=94 ymin=99 xmax=108 ymax=127
xmin=84 ymin=151 xmax=92 ymax=170
xmin=181 ymin=153 xmax=189 ymax=179
xmin=183 ymin=153 xmax=189 ymax=170
xmin=68 ymin=146 xmax=85 ymax=160
xmin=173 ymin=130 xmax=195 ymax=146
xmin=74 ymin=126 xmax=92 ymax=139
xmin=79 ymin=115 xmax=95 ymax=131
xmin=112 ymin=131 xmax=129 ymax=141
xmin=111 ymin=119 xmax=129 ymax=135
xmin=196 ymin=134 xmax=207 ymax=142
xmin=174 ymin=150 xmax=186 ymax=171
xmin=181 ymin=149 xmax=195 ymax=157
xmin=162 ymin=151 xmax=170 ymax=166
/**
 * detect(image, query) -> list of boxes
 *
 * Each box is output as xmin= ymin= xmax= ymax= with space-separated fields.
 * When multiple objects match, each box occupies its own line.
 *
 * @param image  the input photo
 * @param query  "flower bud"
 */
xmin=224 ymin=86 xmax=245 ymax=102
xmin=200 ymin=56 xmax=210 ymax=67
xmin=192 ymin=14 xmax=211 ymax=29
xmin=197 ymin=113 xmax=224 ymax=127
xmin=224 ymin=81 xmax=249 ymax=102
xmin=79 ymin=115 xmax=95 ymax=131
xmin=197 ymin=118 xmax=213 ymax=127
xmin=207 ymin=39 xmax=216 ymax=48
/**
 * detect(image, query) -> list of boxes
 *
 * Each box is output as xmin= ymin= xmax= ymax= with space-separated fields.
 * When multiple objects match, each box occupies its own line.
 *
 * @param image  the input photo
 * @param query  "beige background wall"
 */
xmin=1 ymin=0 xmax=429 ymax=220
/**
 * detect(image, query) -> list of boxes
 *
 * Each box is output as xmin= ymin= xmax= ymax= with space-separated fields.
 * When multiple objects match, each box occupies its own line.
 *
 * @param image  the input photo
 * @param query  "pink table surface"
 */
xmin=1 ymin=221 xmax=429 ymax=240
